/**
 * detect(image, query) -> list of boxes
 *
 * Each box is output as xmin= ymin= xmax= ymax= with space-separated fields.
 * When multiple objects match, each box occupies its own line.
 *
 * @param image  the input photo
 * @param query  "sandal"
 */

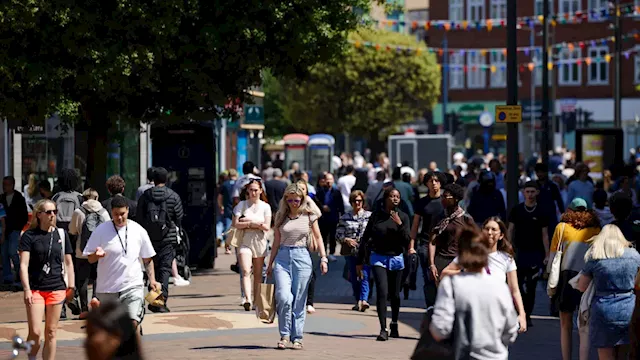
xmin=292 ymin=341 xmax=303 ymax=350
xmin=277 ymin=338 xmax=289 ymax=350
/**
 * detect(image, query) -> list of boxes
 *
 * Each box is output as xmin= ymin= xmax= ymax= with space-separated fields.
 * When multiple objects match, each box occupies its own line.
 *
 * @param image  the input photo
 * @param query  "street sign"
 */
xmin=495 ymin=105 xmax=522 ymax=123
xmin=478 ymin=112 xmax=494 ymax=128
xmin=244 ymin=105 xmax=264 ymax=125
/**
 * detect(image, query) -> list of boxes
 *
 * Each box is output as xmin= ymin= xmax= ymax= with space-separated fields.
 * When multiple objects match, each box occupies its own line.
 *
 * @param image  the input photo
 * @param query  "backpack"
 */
xmin=53 ymin=192 xmax=81 ymax=223
xmin=80 ymin=208 xmax=107 ymax=251
xmin=144 ymin=193 xmax=171 ymax=241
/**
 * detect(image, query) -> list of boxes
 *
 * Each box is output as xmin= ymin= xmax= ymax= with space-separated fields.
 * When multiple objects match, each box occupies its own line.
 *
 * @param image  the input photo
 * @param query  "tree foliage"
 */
xmin=264 ymin=28 xmax=441 ymax=139
xmin=0 ymin=0 xmax=373 ymax=126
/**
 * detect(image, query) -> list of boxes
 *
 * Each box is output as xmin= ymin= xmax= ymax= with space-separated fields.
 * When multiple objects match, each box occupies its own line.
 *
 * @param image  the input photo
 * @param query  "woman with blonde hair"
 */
xmin=232 ymin=179 xmax=271 ymax=311
xmin=24 ymin=173 xmax=42 ymax=212
xmin=18 ymin=199 xmax=75 ymax=360
xmin=577 ymin=224 xmax=640 ymax=360
xmin=267 ymin=183 xmax=328 ymax=350
xmin=296 ymin=178 xmax=322 ymax=314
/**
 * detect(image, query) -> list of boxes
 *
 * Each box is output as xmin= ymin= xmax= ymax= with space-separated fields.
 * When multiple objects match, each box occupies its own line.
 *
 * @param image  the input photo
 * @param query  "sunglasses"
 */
xmin=287 ymin=199 xmax=301 ymax=205
xmin=41 ymin=209 xmax=58 ymax=215
xmin=248 ymin=178 xmax=262 ymax=184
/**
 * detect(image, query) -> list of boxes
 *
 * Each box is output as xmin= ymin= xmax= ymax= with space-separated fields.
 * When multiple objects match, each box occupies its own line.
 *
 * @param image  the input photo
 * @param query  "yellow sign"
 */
xmin=495 ymin=105 xmax=522 ymax=123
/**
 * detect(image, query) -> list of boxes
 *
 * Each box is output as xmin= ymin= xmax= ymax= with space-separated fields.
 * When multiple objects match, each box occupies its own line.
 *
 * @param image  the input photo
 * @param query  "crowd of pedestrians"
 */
xmin=6 ymin=145 xmax=640 ymax=359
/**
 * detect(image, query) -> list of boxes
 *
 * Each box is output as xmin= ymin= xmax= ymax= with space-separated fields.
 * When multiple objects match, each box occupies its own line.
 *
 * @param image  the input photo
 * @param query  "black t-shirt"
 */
xmin=265 ymin=179 xmax=287 ymax=214
xmin=509 ymin=203 xmax=549 ymax=253
xmin=18 ymin=228 xmax=72 ymax=291
xmin=414 ymin=195 xmax=444 ymax=241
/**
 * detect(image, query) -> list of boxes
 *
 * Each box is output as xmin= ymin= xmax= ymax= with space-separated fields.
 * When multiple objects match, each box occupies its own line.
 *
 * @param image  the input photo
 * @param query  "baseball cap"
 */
xmin=569 ymin=198 xmax=588 ymax=211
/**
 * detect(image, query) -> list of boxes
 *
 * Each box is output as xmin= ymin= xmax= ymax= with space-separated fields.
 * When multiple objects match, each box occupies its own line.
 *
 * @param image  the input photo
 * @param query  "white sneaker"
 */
xmin=328 ymin=255 xmax=338 ymax=262
xmin=307 ymin=305 xmax=316 ymax=314
xmin=174 ymin=276 xmax=190 ymax=286
xmin=240 ymin=297 xmax=247 ymax=306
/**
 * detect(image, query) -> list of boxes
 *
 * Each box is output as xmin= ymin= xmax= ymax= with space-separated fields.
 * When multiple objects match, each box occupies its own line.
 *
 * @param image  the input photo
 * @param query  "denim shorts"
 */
xmin=370 ymin=252 xmax=405 ymax=271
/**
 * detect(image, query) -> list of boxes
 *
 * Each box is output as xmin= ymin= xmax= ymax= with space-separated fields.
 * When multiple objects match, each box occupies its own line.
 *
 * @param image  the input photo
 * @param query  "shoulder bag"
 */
xmin=307 ymin=214 xmax=319 ymax=253
xmin=547 ymin=223 xmax=566 ymax=297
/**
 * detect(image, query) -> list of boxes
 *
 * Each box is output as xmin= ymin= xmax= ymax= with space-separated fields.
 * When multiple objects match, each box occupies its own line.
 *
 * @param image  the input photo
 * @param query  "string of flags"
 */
xmin=431 ymin=49 xmax=639 ymax=74
xmin=350 ymin=30 xmax=639 ymax=57
xmin=370 ymin=3 xmax=639 ymax=31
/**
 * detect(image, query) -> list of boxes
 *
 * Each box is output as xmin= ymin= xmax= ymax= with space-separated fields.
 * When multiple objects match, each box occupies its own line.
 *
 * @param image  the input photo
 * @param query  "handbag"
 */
xmin=412 ymin=278 xmax=464 ymax=360
xmin=547 ymin=223 xmax=566 ymax=297
xmin=306 ymin=214 xmax=319 ymax=253
xmin=226 ymin=202 xmax=247 ymax=248
xmin=255 ymin=280 xmax=276 ymax=324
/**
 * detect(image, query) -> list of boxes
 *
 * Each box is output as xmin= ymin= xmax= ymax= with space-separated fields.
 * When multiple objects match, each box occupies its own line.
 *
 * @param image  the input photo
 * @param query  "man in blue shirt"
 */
xmin=316 ymin=173 xmax=344 ymax=261
xmin=217 ymin=169 xmax=237 ymax=253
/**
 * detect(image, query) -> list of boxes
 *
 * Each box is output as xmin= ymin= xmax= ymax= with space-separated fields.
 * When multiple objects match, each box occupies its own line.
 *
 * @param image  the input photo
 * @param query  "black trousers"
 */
xmin=75 ymin=259 xmax=96 ymax=312
xmin=372 ymin=266 xmax=403 ymax=331
xmin=307 ymin=270 xmax=316 ymax=306
xmin=517 ymin=263 xmax=542 ymax=319
xmin=153 ymin=243 xmax=175 ymax=304
xmin=320 ymin=222 xmax=338 ymax=255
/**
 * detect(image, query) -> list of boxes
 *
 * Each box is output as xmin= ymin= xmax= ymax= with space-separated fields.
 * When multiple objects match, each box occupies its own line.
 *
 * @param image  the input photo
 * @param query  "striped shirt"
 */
xmin=279 ymin=213 xmax=318 ymax=247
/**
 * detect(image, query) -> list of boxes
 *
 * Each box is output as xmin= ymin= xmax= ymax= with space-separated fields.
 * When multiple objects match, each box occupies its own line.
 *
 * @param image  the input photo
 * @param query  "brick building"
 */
xmin=427 ymin=0 xmax=640 ymax=154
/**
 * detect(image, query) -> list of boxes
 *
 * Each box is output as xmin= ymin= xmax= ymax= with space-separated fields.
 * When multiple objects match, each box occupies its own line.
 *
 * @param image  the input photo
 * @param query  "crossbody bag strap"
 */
xmin=556 ymin=223 xmax=566 ymax=252
xmin=57 ymin=228 xmax=66 ymax=275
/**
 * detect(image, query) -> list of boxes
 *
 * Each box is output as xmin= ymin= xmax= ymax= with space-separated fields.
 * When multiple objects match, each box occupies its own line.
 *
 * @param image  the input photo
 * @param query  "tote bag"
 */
xmin=547 ymin=223 xmax=566 ymax=297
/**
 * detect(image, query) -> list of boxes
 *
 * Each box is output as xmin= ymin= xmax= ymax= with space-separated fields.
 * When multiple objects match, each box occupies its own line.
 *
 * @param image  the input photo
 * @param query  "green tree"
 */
xmin=264 ymin=28 xmax=441 ymax=142
xmin=0 ymin=0 xmax=372 ymax=191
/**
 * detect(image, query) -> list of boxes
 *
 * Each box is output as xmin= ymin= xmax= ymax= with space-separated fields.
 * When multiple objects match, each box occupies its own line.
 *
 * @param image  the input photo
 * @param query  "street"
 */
xmin=0 ymin=247 xmax=583 ymax=360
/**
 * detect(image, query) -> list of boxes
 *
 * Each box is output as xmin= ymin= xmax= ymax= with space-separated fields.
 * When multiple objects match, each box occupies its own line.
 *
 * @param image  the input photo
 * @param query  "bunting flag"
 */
xmin=369 ymin=3 xmax=639 ymax=31
xmin=349 ymin=30 xmax=639 ymax=57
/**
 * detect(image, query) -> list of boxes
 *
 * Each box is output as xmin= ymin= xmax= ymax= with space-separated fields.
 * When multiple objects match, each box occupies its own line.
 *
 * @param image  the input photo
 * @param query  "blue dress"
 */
xmin=583 ymin=248 xmax=640 ymax=348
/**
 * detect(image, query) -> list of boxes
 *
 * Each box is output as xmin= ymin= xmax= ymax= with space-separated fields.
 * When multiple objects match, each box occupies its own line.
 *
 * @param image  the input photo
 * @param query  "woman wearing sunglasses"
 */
xmin=18 ymin=199 xmax=75 ymax=360
xmin=232 ymin=179 xmax=271 ymax=311
xmin=268 ymin=183 xmax=328 ymax=350
xmin=336 ymin=190 xmax=373 ymax=312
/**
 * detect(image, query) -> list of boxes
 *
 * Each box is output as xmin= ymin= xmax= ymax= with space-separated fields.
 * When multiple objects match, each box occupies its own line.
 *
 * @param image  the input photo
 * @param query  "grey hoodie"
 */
xmin=69 ymin=200 xmax=111 ymax=259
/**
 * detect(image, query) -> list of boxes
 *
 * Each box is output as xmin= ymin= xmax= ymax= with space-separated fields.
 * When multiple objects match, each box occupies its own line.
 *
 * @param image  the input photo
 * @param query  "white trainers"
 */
xmin=307 ymin=305 xmax=316 ymax=314
xmin=173 ymin=276 xmax=190 ymax=286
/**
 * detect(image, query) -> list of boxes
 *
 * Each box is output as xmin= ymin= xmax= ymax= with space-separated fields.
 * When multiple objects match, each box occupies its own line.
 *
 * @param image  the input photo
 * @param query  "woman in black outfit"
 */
xmin=357 ymin=187 xmax=411 ymax=341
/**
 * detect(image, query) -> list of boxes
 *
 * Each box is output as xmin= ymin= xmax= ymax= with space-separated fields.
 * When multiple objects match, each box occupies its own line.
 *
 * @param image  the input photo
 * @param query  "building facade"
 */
xmin=428 ymin=0 xmax=640 ymax=155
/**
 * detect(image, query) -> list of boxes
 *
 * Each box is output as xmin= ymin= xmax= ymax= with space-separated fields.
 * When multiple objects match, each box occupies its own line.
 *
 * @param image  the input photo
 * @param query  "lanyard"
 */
xmin=113 ymin=222 xmax=128 ymax=256
xmin=45 ymin=231 xmax=54 ymax=264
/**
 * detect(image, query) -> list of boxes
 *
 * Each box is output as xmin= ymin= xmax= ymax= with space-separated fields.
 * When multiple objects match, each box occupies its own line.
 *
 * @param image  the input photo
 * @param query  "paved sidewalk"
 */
xmin=0 ymin=249 xmax=580 ymax=359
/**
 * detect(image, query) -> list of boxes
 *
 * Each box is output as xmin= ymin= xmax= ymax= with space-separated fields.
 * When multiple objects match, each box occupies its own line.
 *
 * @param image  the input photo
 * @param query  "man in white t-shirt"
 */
xmin=232 ymin=161 xmax=266 ymax=206
xmin=84 ymin=196 xmax=160 ymax=326
xmin=337 ymin=165 xmax=356 ymax=212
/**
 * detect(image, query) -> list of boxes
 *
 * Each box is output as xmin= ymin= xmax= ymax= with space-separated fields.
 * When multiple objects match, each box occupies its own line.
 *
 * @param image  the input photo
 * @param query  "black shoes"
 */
xmin=390 ymin=323 xmax=399 ymax=338
xmin=376 ymin=329 xmax=389 ymax=341
xmin=148 ymin=304 xmax=170 ymax=313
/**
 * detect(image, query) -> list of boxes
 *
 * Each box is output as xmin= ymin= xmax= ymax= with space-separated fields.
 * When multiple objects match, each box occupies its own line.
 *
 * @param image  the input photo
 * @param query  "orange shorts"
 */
xmin=32 ymin=290 xmax=66 ymax=306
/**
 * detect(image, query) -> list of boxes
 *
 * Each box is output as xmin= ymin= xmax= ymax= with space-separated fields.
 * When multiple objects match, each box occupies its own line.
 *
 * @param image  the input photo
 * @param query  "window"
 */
xmin=588 ymin=46 xmax=609 ymax=85
xmin=558 ymin=48 xmax=581 ymax=86
xmin=490 ymin=0 xmax=506 ymax=19
xmin=535 ymin=0 xmax=555 ymax=16
xmin=408 ymin=9 xmax=429 ymax=41
xmin=467 ymin=0 xmax=485 ymax=22
xmin=449 ymin=0 xmax=464 ymax=21
xmin=490 ymin=52 xmax=506 ymax=87
xmin=634 ymin=46 xmax=640 ymax=84
xmin=467 ymin=52 xmax=486 ymax=89
xmin=560 ymin=0 xmax=579 ymax=16
xmin=588 ymin=0 xmax=607 ymax=20
xmin=449 ymin=53 xmax=465 ymax=89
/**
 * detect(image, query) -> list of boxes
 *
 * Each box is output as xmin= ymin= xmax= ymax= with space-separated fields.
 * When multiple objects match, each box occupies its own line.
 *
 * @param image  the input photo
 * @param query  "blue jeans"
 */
xmin=345 ymin=256 xmax=371 ymax=302
xmin=2 ymin=231 xmax=20 ymax=282
xmin=216 ymin=216 xmax=232 ymax=243
xmin=273 ymin=246 xmax=312 ymax=341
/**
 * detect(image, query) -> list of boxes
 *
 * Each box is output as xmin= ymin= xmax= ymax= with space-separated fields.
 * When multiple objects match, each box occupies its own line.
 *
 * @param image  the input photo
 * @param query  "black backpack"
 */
xmin=144 ymin=194 xmax=170 ymax=241
xmin=80 ymin=208 xmax=107 ymax=251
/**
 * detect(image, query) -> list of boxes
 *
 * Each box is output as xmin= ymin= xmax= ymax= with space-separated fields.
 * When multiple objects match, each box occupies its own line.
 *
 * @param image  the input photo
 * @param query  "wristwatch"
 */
xmin=320 ymin=257 xmax=329 ymax=264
